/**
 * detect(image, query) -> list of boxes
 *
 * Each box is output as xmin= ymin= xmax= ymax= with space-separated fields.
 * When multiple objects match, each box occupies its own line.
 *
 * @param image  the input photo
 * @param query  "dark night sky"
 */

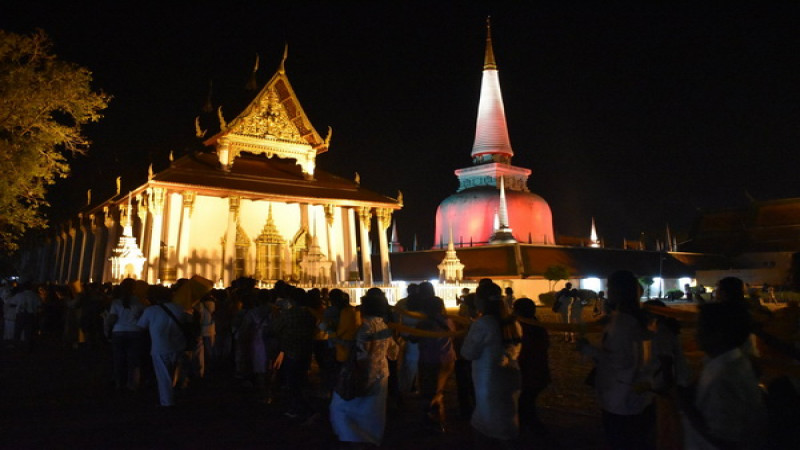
xmin=4 ymin=2 xmax=800 ymax=250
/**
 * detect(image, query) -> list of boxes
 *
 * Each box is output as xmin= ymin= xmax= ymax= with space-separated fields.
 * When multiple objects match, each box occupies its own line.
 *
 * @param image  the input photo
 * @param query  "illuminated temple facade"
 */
xmin=434 ymin=21 xmax=554 ymax=248
xmin=28 ymin=53 xmax=401 ymax=286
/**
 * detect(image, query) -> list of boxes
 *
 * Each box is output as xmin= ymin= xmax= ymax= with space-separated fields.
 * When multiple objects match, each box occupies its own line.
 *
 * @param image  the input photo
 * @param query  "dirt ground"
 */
xmin=2 ymin=305 xmax=690 ymax=450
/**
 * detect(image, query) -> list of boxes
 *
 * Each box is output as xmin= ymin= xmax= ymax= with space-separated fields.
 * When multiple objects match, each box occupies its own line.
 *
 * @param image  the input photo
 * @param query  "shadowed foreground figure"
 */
xmin=577 ymin=270 xmax=655 ymax=450
xmin=513 ymin=297 xmax=551 ymax=435
xmin=679 ymin=301 xmax=767 ymax=449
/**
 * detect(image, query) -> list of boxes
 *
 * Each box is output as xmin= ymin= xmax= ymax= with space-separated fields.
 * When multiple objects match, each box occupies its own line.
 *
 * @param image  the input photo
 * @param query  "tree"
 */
xmin=0 ymin=29 xmax=109 ymax=252
xmin=544 ymin=264 xmax=570 ymax=291
xmin=639 ymin=276 xmax=654 ymax=298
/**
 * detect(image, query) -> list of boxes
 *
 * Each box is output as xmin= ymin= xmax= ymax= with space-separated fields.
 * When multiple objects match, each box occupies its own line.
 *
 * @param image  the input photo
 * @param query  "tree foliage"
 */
xmin=0 ymin=29 xmax=109 ymax=252
xmin=544 ymin=264 xmax=570 ymax=291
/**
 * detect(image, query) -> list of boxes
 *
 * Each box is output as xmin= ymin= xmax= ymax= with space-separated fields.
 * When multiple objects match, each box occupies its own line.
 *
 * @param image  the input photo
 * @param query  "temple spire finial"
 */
xmin=246 ymin=53 xmax=260 ymax=91
xmin=471 ymin=17 xmax=513 ymax=160
xmin=279 ymin=43 xmax=288 ymax=74
xmin=484 ymin=16 xmax=497 ymax=70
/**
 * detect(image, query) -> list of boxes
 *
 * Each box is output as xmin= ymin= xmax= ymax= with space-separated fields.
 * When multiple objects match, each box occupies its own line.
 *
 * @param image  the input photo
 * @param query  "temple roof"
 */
xmin=204 ymin=54 xmax=328 ymax=154
xmin=685 ymin=197 xmax=800 ymax=254
xmin=471 ymin=18 xmax=514 ymax=159
xmin=125 ymin=152 xmax=400 ymax=208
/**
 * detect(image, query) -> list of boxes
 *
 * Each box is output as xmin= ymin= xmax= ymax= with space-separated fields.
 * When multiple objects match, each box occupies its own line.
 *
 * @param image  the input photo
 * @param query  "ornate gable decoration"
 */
xmin=231 ymin=86 xmax=302 ymax=141
xmin=207 ymin=58 xmax=329 ymax=177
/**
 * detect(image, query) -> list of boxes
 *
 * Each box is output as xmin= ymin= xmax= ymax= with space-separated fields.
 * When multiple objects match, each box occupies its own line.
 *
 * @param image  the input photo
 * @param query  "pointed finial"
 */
xmin=217 ymin=105 xmax=227 ymax=130
xmin=498 ymin=176 xmax=509 ymax=227
xmin=324 ymin=126 xmax=332 ymax=146
xmin=125 ymin=191 xmax=133 ymax=227
xmin=246 ymin=53 xmax=260 ymax=90
xmin=397 ymin=190 xmax=403 ymax=206
xmin=484 ymin=16 xmax=497 ymax=70
xmin=86 ymin=189 xmax=92 ymax=206
xmin=195 ymin=116 xmax=207 ymax=138
xmin=116 ymin=176 xmax=121 ymax=196
xmin=279 ymin=43 xmax=288 ymax=74
xmin=148 ymin=164 xmax=154 ymax=181
xmin=169 ymin=150 xmax=174 ymax=162
xmin=354 ymin=172 xmax=360 ymax=185
xmin=448 ymin=226 xmax=455 ymax=251
xmin=590 ymin=217 xmax=600 ymax=247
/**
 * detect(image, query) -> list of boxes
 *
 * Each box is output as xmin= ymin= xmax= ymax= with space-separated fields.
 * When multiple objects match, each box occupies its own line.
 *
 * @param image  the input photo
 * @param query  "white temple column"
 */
xmin=136 ymin=194 xmax=148 ymax=251
xmin=376 ymin=208 xmax=392 ymax=284
xmin=161 ymin=192 xmax=181 ymax=283
xmin=324 ymin=205 xmax=338 ymax=284
xmin=147 ymin=187 xmax=166 ymax=283
xmin=89 ymin=214 xmax=100 ymax=283
xmin=223 ymin=196 xmax=240 ymax=286
xmin=343 ymin=208 xmax=358 ymax=281
xmin=176 ymin=191 xmax=195 ymax=279
xmin=76 ymin=213 xmax=88 ymax=282
xmin=66 ymin=225 xmax=77 ymax=282
xmin=55 ymin=231 xmax=65 ymax=282
xmin=102 ymin=206 xmax=118 ymax=283
xmin=357 ymin=206 xmax=373 ymax=285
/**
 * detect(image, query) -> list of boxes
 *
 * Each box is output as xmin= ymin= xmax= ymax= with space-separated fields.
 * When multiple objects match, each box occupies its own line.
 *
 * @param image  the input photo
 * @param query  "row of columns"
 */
xmin=33 ymin=189 xmax=395 ymax=286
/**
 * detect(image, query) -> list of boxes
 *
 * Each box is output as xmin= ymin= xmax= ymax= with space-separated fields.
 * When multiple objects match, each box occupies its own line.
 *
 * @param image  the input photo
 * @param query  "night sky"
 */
xmin=4 ymin=2 xmax=800 ymax=250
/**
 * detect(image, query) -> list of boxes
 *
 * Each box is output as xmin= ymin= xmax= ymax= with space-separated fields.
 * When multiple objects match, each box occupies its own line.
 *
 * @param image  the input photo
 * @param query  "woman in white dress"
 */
xmin=461 ymin=281 xmax=522 ymax=441
xmin=330 ymin=288 xmax=396 ymax=446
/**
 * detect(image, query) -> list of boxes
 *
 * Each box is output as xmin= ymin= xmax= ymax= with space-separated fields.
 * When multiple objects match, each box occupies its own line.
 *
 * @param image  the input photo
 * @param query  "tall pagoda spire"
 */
xmin=590 ymin=217 xmax=600 ymax=248
xmin=471 ymin=17 xmax=514 ymax=161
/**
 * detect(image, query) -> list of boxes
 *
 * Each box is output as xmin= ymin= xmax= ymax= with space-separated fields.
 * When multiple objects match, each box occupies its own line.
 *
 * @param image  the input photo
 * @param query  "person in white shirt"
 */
xmin=578 ymin=270 xmax=655 ymax=450
xmin=137 ymin=285 xmax=187 ymax=407
xmin=106 ymin=278 xmax=146 ymax=391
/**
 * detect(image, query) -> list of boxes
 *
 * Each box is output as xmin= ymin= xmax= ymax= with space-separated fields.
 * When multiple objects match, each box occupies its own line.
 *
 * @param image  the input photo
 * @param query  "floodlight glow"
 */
xmin=582 ymin=277 xmax=602 ymax=292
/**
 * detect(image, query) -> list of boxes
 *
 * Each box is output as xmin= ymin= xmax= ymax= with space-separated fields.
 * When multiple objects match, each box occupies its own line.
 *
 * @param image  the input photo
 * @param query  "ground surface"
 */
xmin=1 ymin=304 xmax=704 ymax=450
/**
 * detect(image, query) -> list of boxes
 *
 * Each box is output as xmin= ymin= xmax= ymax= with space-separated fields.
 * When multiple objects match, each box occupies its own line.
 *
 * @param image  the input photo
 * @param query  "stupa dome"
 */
xmin=435 ymin=186 xmax=554 ymax=247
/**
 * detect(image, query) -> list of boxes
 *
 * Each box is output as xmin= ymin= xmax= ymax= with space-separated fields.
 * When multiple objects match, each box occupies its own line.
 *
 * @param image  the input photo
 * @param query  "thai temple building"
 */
xmin=434 ymin=20 xmax=554 ymax=248
xmin=25 ymin=51 xmax=402 ymax=286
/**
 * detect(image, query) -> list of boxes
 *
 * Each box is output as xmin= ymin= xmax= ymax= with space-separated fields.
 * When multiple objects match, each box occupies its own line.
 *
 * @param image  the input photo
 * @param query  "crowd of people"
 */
xmin=1 ymin=272 xmax=799 ymax=449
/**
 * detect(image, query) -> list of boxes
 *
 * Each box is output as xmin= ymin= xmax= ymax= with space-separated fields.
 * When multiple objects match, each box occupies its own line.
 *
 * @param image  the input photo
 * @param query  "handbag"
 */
xmin=160 ymin=304 xmax=200 ymax=352
xmin=334 ymin=346 xmax=369 ymax=401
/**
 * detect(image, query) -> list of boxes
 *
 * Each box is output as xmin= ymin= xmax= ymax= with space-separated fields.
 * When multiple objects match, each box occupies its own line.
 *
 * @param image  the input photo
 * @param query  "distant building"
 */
xmin=683 ymin=197 xmax=800 ymax=290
